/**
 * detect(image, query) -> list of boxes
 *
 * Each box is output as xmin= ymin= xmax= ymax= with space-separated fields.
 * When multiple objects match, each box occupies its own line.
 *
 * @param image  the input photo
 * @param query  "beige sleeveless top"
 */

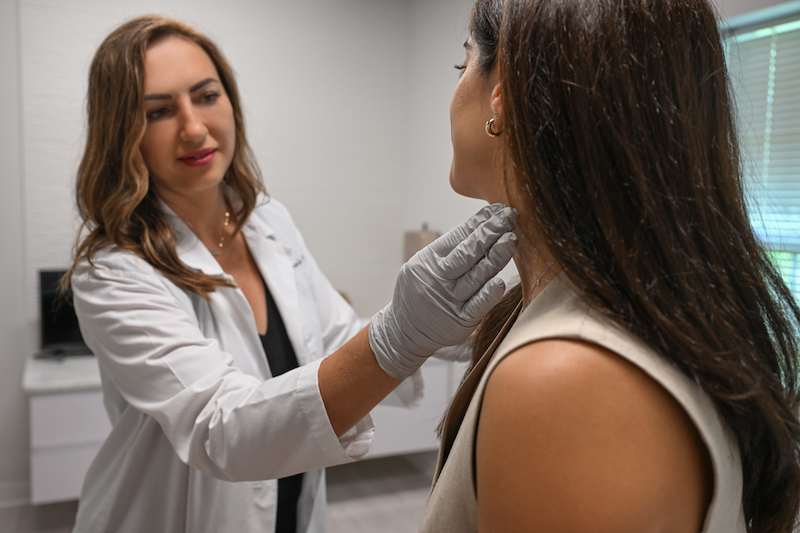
xmin=419 ymin=274 xmax=746 ymax=532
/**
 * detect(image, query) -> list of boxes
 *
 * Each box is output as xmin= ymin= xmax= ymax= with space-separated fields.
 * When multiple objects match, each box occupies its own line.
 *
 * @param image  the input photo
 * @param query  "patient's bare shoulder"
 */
xmin=475 ymin=338 xmax=713 ymax=533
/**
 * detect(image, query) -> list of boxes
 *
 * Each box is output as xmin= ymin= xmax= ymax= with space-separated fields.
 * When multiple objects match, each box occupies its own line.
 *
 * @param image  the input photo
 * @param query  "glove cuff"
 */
xmin=368 ymin=305 xmax=427 ymax=379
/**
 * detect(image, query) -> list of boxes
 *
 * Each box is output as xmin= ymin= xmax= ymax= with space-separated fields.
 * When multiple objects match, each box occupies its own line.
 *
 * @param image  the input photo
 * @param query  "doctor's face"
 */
xmin=139 ymin=36 xmax=236 ymax=200
xmin=449 ymin=38 xmax=506 ymax=204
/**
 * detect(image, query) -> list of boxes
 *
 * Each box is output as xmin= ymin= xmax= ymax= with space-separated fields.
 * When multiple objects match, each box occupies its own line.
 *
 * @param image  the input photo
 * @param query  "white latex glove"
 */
xmin=369 ymin=204 xmax=518 ymax=379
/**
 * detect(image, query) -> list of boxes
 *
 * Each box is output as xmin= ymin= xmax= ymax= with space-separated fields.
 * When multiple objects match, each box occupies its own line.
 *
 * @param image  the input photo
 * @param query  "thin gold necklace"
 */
xmin=210 ymin=208 xmax=231 ymax=257
xmin=525 ymin=262 xmax=556 ymax=306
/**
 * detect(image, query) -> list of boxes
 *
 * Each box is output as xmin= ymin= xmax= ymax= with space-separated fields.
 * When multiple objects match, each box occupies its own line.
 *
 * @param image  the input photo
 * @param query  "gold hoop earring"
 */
xmin=485 ymin=115 xmax=502 ymax=137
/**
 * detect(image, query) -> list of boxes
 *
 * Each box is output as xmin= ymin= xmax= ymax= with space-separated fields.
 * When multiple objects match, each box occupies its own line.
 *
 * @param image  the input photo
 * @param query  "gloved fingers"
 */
xmin=451 ymin=231 xmax=517 ymax=300
xmin=370 ymin=204 xmax=517 ymax=380
xmin=426 ymin=204 xmax=509 ymax=258
xmin=462 ymin=277 xmax=507 ymax=320
xmin=436 ymin=208 xmax=517 ymax=280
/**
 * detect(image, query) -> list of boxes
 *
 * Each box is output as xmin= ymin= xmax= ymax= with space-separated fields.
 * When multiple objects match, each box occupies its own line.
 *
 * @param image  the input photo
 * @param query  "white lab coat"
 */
xmin=70 ymin=196 xmax=388 ymax=533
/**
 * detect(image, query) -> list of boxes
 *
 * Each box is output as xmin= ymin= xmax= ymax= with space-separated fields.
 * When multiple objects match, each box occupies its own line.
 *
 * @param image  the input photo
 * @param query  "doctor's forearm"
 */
xmin=318 ymin=327 xmax=403 ymax=437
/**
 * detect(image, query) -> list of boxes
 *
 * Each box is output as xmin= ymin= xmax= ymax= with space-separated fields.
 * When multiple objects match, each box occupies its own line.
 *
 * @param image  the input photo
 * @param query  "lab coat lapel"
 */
xmin=161 ymin=200 xmax=271 ymax=378
xmin=243 ymin=223 xmax=310 ymax=367
xmin=160 ymin=200 xmax=227 ymax=277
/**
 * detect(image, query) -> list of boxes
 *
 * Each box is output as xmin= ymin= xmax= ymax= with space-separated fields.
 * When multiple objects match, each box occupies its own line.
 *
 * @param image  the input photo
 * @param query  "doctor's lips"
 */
xmin=178 ymin=147 xmax=216 ymax=167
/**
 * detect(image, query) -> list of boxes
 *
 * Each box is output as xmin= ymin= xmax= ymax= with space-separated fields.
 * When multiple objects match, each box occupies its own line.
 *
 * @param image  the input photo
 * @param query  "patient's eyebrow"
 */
xmin=144 ymin=78 xmax=220 ymax=101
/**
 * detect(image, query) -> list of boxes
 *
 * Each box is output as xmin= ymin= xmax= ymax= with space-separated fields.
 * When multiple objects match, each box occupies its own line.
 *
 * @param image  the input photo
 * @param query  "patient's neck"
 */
xmin=513 ymin=242 xmax=561 ymax=308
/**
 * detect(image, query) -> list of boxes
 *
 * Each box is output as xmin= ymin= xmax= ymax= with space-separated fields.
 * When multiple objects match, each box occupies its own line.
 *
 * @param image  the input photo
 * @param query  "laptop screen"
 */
xmin=39 ymin=269 xmax=92 ymax=357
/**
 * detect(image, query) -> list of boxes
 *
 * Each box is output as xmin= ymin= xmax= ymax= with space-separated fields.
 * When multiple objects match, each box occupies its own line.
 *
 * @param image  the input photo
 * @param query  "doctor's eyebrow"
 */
xmin=144 ymin=78 xmax=220 ymax=101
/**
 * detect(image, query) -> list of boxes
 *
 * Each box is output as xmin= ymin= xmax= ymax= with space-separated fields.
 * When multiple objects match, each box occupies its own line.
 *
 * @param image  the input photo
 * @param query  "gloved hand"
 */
xmin=369 ymin=204 xmax=518 ymax=379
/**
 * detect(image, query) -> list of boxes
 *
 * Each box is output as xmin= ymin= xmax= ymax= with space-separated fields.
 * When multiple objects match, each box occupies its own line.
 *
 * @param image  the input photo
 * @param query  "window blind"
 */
xmin=725 ymin=14 xmax=800 ymax=295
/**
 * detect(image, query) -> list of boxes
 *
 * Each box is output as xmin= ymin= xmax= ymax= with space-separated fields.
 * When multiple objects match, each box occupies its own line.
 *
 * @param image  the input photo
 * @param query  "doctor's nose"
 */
xmin=179 ymin=106 xmax=208 ymax=144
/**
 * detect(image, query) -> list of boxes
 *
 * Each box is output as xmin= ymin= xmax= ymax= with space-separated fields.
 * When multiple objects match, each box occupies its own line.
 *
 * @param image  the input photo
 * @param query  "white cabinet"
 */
xmin=23 ymin=355 xmax=460 ymax=504
xmin=23 ymin=356 xmax=110 ymax=505
xmin=29 ymin=390 xmax=109 ymax=504
xmin=367 ymin=359 xmax=454 ymax=458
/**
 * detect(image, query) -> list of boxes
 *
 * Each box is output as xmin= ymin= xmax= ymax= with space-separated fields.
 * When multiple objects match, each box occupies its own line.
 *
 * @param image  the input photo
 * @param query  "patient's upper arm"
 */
xmin=475 ymin=338 xmax=713 ymax=533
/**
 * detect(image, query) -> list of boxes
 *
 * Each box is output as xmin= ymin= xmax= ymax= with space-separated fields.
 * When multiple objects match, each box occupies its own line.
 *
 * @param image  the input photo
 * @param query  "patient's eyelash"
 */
xmin=454 ymin=64 xmax=466 ymax=78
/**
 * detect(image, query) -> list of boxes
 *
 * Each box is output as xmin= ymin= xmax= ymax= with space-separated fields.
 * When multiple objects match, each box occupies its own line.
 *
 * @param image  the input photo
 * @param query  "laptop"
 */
xmin=38 ymin=269 xmax=93 ymax=358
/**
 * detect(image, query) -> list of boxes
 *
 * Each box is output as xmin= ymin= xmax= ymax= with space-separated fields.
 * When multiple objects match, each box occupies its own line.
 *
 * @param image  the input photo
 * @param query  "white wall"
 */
xmin=403 ymin=0 xmax=481 ymax=234
xmin=0 ymin=0 xmax=32 ymax=507
xmin=0 ymin=0 xmax=795 ymax=506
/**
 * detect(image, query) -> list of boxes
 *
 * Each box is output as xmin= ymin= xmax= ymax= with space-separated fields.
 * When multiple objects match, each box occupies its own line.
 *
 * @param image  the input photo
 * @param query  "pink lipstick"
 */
xmin=178 ymin=148 xmax=216 ymax=167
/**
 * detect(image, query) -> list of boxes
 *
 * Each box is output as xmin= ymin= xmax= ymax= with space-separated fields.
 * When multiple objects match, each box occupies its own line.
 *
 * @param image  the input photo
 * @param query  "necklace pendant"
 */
xmin=209 ymin=206 xmax=231 ymax=257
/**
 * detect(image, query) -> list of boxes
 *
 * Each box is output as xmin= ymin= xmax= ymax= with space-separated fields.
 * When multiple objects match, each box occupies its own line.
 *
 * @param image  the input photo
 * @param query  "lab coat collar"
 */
xmin=157 ymin=191 xmax=276 ymax=278
xmin=158 ymin=198 xmax=226 ymax=278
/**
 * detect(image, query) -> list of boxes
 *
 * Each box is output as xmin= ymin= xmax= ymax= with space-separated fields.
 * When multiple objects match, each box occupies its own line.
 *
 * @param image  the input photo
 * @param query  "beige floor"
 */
xmin=0 ymin=451 xmax=437 ymax=533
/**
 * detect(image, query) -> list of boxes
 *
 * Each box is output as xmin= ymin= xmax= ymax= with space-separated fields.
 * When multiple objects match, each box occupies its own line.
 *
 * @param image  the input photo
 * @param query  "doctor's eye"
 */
xmin=146 ymin=107 xmax=168 ymax=120
xmin=454 ymin=64 xmax=466 ymax=78
xmin=200 ymin=91 xmax=220 ymax=104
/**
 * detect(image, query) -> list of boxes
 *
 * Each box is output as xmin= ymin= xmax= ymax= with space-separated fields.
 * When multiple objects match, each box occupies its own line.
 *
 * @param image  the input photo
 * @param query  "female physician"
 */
xmin=65 ymin=14 xmax=517 ymax=533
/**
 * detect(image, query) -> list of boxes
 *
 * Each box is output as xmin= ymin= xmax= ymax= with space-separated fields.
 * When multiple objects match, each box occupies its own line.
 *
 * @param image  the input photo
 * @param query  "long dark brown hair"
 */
xmin=468 ymin=0 xmax=800 ymax=531
xmin=66 ymin=15 xmax=264 ymax=298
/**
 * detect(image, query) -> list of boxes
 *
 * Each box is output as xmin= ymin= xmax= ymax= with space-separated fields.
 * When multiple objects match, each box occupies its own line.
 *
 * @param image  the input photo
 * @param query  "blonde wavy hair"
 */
xmin=66 ymin=14 xmax=264 ymax=298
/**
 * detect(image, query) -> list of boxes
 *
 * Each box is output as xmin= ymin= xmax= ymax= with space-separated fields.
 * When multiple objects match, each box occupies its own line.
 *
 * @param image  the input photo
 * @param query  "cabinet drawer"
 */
xmin=366 ymin=360 xmax=451 ymax=458
xmin=30 ymin=390 xmax=111 ymax=448
xmin=30 ymin=443 xmax=102 ymax=504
